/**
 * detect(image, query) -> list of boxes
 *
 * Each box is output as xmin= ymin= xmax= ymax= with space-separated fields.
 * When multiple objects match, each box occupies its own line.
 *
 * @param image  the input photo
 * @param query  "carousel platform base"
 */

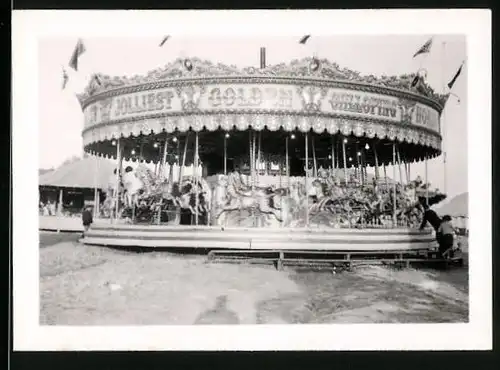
xmin=82 ymin=223 xmax=438 ymax=253
xmin=207 ymin=249 xmax=465 ymax=271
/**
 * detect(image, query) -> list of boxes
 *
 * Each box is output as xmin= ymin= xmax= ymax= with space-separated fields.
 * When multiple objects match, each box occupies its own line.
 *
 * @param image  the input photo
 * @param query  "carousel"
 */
xmin=80 ymin=52 xmax=452 ymax=263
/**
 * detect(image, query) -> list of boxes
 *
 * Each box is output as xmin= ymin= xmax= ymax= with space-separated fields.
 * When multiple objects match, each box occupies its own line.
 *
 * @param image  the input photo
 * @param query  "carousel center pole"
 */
xmin=392 ymin=143 xmax=397 ymax=227
xmin=305 ymin=132 xmax=309 ymax=227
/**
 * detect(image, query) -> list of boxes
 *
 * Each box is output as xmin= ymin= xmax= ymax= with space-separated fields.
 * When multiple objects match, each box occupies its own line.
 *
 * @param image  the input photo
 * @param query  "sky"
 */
xmin=38 ymin=35 xmax=467 ymax=198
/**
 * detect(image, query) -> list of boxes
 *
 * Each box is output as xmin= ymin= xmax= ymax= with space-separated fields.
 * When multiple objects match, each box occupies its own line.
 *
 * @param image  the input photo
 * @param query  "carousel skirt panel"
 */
xmin=83 ymin=224 xmax=436 ymax=251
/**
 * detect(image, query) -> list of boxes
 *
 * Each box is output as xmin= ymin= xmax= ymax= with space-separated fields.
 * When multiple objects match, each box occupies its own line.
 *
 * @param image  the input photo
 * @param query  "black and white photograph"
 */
xmin=12 ymin=10 xmax=491 ymax=351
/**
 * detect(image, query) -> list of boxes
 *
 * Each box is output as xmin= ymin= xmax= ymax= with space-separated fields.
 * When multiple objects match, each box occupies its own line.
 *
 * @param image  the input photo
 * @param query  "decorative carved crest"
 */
xmin=99 ymin=98 xmax=113 ymax=122
xmin=398 ymin=99 xmax=418 ymax=124
xmin=77 ymin=57 xmax=448 ymax=110
xmin=175 ymin=85 xmax=206 ymax=111
xmin=297 ymin=86 xmax=327 ymax=112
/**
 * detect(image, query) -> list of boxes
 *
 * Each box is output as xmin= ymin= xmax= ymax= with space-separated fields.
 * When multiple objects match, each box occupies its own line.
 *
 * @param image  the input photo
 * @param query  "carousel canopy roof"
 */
xmin=79 ymin=57 xmax=445 ymax=165
xmin=434 ymin=192 xmax=468 ymax=217
xmin=39 ymin=156 xmax=115 ymax=189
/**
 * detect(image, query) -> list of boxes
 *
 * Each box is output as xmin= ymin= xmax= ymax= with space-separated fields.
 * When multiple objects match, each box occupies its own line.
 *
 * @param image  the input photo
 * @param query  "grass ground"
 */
xmin=39 ymin=232 xmax=469 ymax=325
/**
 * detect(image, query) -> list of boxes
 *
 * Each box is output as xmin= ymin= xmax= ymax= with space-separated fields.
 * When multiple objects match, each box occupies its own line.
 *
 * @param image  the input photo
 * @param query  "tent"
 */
xmin=39 ymin=156 xmax=116 ymax=216
xmin=435 ymin=192 xmax=469 ymax=234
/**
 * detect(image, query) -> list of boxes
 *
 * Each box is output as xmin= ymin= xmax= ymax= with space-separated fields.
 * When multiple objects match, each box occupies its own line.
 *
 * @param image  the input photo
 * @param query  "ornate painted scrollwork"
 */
xmin=77 ymin=57 xmax=449 ymax=108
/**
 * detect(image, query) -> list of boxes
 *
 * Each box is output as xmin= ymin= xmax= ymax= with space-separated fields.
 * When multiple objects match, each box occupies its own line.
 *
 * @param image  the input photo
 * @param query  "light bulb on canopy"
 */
xmin=357 ymin=151 xmax=361 ymax=156
xmin=111 ymin=140 xmax=117 ymax=146
xmin=343 ymin=138 xmax=348 ymax=144
xmin=153 ymin=143 xmax=159 ymax=148
xmin=365 ymin=143 xmax=370 ymax=150
xmin=131 ymin=149 xmax=136 ymax=155
xmin=172 ymin=137 xmax=178 ymax=143
xmin=291 ymin=134 xmax=296 ymax=139
xmin=349 ymin=157 xmax=353 ymax=162
xmin=225 ymin=133 xmax=230 ymax=139
xmin=328 ymin=154 xmax=332 ymax=159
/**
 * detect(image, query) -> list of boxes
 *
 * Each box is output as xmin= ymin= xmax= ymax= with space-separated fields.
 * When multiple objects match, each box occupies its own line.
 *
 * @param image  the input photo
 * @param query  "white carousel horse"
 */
xmin=121 ymin=166 xmax=145 ymax=209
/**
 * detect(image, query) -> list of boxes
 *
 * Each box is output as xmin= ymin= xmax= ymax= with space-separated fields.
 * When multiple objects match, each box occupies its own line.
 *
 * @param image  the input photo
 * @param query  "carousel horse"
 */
xmin=214 ymin=172 xmax=284 ymax=222
xmin=169 ymin=176 xmax=212 ymax=218
xmin=121 ymin=166 xmax=145 ymax=209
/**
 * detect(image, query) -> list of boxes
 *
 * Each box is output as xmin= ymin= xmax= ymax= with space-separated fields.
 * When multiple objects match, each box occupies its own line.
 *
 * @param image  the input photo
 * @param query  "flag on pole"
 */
xmin=447 ymin=63 xmax=463 ymax=89
xmin=159 ymin=35 xmax=171 ymax=47
xmin=413 ymin=37 xmax=433 ymax=58
xmin=93 ymin=74 xmax=102 ymax=86
xmin=299 ymin=35 xmax=311 ymax=44
xmin=62 ymin=67 xmax=68 ymax=90
xmin=68 ymin=39 xmax=86 ymax=71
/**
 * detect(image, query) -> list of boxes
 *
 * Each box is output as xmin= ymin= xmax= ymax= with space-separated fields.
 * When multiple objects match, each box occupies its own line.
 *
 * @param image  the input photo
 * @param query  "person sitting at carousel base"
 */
xmin=437 ymin=215 xmax=456 ymax=258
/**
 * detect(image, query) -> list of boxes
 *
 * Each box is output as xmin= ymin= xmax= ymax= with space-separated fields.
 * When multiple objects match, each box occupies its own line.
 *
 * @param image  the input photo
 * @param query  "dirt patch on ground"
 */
xmin=40 ymin=237 xmax=469 ymax=325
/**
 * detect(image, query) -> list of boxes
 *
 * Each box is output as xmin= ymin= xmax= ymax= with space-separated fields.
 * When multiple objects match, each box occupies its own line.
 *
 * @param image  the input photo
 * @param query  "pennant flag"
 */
xmin=447 ymin=64 xmax=463 ymax=89
xmin=299 ymin=35 xmax=311 ymax=44
xmin=61 ymin=68 xmax=68 ymax=90
xmin=68 ymin=39 xmax=86 ymax=71
xmin=93 ymin=74 xmax=102 ymax=86
xmin=413 ymin=37 xmax=433 ymax=58
xmin=159 ymin=35 xmax=171 ymax=47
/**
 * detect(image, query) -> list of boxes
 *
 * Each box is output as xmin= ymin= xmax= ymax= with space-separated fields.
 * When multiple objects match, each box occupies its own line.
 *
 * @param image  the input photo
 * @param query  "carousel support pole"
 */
xmin=383 ymin=162 xmax=388 ymax=189
xmin=224 ymin=132 xmax=228 ymax=176
xmin=179 ymin=133 xmax=189 ymax=182
xmin=342 ymin=137 xmax=348 ymax=185
xmin=355 ymin=143 xmax=361 ymax=186
xmin=305 ymin=132 xmax=309 ymax=228
xmin=57 ymin=188 xmax=63 ymax=216
xmin=407 ymin=162 xmax=411 ymax=183
xmin=253 ymin=131 xmax=258 ymax=227
xmin=396 ymin=144 xmax=404 ymax=185
xmin=425 ymin=156 xmax=429 ymax=206
xmin=114 ymin=138 xmax=122 ymax=223
xmin=194 ymin=132 xmax=199 ymax=226
xmin=139 ymin=141 xmax=144 ymax=162
xmin=331 ymin=137 xmax=335 ymax=172
xmin=257 ymin=131 xmax=262 ymax=182
xmin=311 ymin=135 xmax=317 ymax=178
xmin=93 ymin=155 xmax=99 ymax=218
xmin=285 ymin=136 xmax=290 ymax=187
xmin=392 ymin=143 xmax=397 ymax=227
xmin=373 ymin=143 xmax=380 ymax=180
xmin=161 ymin=137 xmax=168 ymax=180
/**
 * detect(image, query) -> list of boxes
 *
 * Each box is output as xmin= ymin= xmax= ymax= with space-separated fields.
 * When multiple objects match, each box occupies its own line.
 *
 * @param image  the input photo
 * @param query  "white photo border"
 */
xmin=12 ymin=9 xmax=492 ymax=351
